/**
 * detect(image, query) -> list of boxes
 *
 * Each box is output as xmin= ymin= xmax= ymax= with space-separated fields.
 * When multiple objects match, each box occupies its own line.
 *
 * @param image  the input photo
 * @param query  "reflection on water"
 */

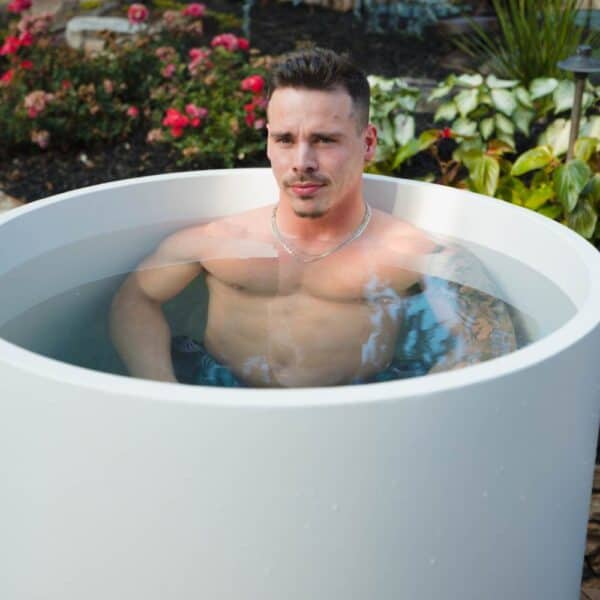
xmin=0 ymin=220 xmax=577 ymax=388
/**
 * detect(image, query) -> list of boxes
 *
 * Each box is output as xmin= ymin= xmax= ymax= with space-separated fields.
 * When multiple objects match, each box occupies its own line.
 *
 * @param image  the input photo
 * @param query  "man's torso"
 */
xmin=194 ymin=205 xmax=431 ymax=387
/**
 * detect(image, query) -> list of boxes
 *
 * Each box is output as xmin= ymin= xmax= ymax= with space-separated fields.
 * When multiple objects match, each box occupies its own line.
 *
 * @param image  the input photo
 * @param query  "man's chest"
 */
xmin=202 ymin=247 xmax=416 ymax=303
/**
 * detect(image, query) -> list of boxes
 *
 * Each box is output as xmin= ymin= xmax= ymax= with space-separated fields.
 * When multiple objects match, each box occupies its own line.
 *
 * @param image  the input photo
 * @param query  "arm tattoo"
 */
xmin=424 ymin=244 xmax=517 ymax=371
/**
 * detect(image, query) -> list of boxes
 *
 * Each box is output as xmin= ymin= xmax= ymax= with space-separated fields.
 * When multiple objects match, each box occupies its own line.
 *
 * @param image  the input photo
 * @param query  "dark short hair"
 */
xmin=267 ymin=47 xmax=370 ymax=130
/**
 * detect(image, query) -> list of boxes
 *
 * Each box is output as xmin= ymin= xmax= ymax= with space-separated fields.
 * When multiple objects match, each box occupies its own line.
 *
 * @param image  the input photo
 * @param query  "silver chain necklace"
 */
xmin=271 ymin=202 xmax=372 ymax=263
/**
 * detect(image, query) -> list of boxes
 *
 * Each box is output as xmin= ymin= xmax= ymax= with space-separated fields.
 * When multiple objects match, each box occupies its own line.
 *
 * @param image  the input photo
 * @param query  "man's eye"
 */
xmin=317 ymin=137 xmax=334 ymax=144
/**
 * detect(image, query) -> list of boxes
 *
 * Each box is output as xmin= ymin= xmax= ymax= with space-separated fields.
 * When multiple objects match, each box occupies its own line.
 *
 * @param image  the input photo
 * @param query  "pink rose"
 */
xmin=188 ymin=47 xmax=212 ymax=75
xmin=185 ymin=103 xmax=208 ymax=119
xmin=185 ymin=103 xmax=208 ymax=127
xmin=161 ymin=63 xmax=176 ymax=78
xmin=18 ymin=13 xmax=53 ymax=36
xmin=182 ymin=3 xmax=205 ymax=17
xmin=162 ymin=107 xmax=189 ymax=138
xmin=241 ymin=74 xmax=265 ymax=94
xmin=155 ymin=46 xmax=176 ymax=62
xmin=7 ymin=0 xmax=31 ymax=13
xmin=0 ymin=36 xmax=21 ymax=56
xmin=211 ymin=33 xmax=239 ymax=52
xmin=127 ymin=3 xmax=149 ymax=24
xmin=24 ymin=90 xmax=54 ymax=118
xmin=18 ymin=30 xmax=33 ymax=46
xmin=237 ymin=37 xmax=250 ymax=51
xmin=254 ymin=118 xmax=265 ymax=130
xmin=0 ymin=69 xmax=15 ymax=85
xmin=19 ymin=60 xmax=33 ymax=70
xmin=126 ymin=105 xmax=139 ymax=118
xmin=31 ymin=129 xmax=50 ymax=149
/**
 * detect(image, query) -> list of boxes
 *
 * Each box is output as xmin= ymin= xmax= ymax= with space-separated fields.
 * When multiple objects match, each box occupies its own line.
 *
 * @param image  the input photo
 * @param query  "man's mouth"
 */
xmin=289 ymin=183 xmax=325 ymax=197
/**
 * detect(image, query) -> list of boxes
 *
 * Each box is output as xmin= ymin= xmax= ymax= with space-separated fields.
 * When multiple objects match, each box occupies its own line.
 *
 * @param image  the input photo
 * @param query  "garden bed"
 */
xmin=0 ymin=0 xmax=458 ymax=202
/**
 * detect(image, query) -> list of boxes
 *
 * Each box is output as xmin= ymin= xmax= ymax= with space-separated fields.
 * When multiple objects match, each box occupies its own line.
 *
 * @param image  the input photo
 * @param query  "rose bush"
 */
xmin=0 ymin=5 xmax=268 ymax=166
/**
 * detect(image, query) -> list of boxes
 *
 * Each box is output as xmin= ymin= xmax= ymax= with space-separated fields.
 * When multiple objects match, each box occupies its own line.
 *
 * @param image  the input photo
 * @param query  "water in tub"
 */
xmin=0 ymin=213 xmax=576 ymax=387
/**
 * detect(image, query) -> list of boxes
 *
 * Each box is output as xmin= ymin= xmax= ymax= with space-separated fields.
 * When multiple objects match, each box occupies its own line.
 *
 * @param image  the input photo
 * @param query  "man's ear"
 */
xmin=364 ymin=123 xmax=377 ymax=163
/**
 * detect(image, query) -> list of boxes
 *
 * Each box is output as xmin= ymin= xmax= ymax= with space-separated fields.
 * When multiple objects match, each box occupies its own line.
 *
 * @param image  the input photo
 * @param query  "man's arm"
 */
xmin=422 ymin=244 xmax=518 ymax=372
xmin=109 ymin=227 xmax=205 ymax=382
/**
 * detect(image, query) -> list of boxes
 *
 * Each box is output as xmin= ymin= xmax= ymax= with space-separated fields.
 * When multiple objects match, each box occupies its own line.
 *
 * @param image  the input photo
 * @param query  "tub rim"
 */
xmin=1 ymin=168 xmax=599 ymax=408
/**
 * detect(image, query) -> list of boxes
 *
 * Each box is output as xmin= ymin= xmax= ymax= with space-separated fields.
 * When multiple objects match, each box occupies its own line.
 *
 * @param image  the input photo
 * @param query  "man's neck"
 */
xmin=275 ymin=196 xmax=368 ymax=242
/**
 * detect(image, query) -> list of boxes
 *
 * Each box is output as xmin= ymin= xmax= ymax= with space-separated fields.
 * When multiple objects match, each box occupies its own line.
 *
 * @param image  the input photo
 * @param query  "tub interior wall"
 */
xmin=0 ymin=171 xmax=585 ymax=350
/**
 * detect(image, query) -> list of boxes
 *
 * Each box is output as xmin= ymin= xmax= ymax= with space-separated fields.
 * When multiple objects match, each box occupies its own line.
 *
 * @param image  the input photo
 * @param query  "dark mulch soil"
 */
xmin=220 ymin=0 xmax=457 ymax=80
xmin=0 ymin=0 xmax=461 ymax=202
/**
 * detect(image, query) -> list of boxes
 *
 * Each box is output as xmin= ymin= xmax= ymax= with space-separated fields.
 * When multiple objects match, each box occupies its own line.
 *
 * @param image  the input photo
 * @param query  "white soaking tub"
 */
xmin=0 ymin=168 xmax=599 ymax=600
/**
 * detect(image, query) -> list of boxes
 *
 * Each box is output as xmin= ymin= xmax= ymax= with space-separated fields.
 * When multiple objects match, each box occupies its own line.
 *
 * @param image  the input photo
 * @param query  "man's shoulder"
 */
xmin=370 ymin=208 xmax=441 ymax=255
xmin=169 ymin=205 xmax=272 ymax=241
xmin=205 ymin=204 xmax=272 ymax=235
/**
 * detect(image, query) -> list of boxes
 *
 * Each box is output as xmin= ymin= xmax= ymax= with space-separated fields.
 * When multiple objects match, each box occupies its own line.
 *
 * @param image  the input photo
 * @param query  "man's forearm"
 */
xmin=109 ymin=282 xmax=177 ymax=382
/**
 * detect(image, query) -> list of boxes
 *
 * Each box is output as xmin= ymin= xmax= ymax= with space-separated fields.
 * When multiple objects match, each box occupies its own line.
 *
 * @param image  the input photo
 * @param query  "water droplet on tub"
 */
xmin=429 ymin=557 xmax=437 ymax=566
xmin=263 ymin=566 xmax=272 ymax=577
xmin=482 ymin=490 xmax=488 ymax=498
xmin=331 ymin=503 xmax=339 ymax=512
xmin=519 ymin=494 xmax=526 ymax=502
xmin=498 ymin=465 xmax=505 ymax=473
xmin=303 ymin=521 xmax=310 ymax=530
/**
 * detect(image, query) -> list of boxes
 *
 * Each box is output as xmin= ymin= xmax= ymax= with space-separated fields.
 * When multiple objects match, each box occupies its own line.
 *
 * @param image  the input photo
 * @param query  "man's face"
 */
xmin=266 ymin=86 xmax=376 ymax=219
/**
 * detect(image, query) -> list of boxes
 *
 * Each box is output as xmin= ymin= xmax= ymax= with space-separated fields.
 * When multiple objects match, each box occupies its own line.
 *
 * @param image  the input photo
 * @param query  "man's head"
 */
xmin=266 ymin=48 xmax=377 ymax=219
xmin=267 ymin=47 xmax=370 ymax=131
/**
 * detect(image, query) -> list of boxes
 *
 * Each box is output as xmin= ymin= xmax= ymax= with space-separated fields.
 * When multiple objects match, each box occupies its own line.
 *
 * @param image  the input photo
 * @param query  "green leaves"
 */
xmin=567 ymin=201 xmax=598 ymax=239
xmin=491 ymin=89 xmax=517 ymax=116
xmin=480 ymin=117 xmax=494 ymax=140
xmin=515 ymin=86 xmax=533 ymax=108
xmin=391 ymin=138 xmax=420 ymax=170
xmin=575 ymin=137 xmax=599 ymax=162
xmin=367 ymin=70 xmax=600 ymax=243
xmin=537 ymin=118 xmax=571 ymax=156
xmin=455 ymin=88 xmax=479 ymax=118
xmin=393 ymin=114 xmax=415 ymax=146
xmin=552 ymin=80 xmax=575 ymax=114
xmin=486 ymin=75 xmax=519 ymax=89
xmin=511 ymin=146 xmax=554 ymax=175
xmin=451 ymin=117 xmax=478 ymax=137
xmin=469 ymin=154 xmax=500 ymax=196
xmin=456 ymin=73 xmax=483 ymax=88
xmin=553 ymin=159 xmax=592 ymax=213
xmin=434 ymin=102 xmax=457 ymax=123
xmin=530 ymin=78 xmax=558 ymax=100
xmin=512 ymin=107 xmax=535 ymax=136
xmin=524 ymin=184 xmax=554 ymax=210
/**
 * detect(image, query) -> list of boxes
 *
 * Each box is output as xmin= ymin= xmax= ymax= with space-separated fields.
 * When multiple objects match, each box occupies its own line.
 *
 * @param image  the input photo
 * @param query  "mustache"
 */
xmin=283 ymin=175 xmax=329 ymax=187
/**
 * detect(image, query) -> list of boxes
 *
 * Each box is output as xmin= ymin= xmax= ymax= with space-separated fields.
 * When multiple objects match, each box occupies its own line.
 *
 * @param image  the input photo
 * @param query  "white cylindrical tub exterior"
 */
xmin=1 ymin=169 xmax=599 ymax=600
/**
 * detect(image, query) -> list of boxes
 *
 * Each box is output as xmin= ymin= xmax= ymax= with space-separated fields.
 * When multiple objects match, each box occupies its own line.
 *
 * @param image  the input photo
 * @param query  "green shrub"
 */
xmin=429 ymin=73 xmax=600 ymax=150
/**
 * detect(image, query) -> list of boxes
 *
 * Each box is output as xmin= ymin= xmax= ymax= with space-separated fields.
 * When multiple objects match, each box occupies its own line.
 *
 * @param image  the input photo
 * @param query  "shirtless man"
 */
xmin=110 ymin=48 xmax=516 ymax=387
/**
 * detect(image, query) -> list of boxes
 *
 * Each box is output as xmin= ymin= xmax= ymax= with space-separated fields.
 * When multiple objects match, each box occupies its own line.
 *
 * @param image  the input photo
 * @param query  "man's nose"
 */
xmin=292 ymin=142 xmax=317 ymax=173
